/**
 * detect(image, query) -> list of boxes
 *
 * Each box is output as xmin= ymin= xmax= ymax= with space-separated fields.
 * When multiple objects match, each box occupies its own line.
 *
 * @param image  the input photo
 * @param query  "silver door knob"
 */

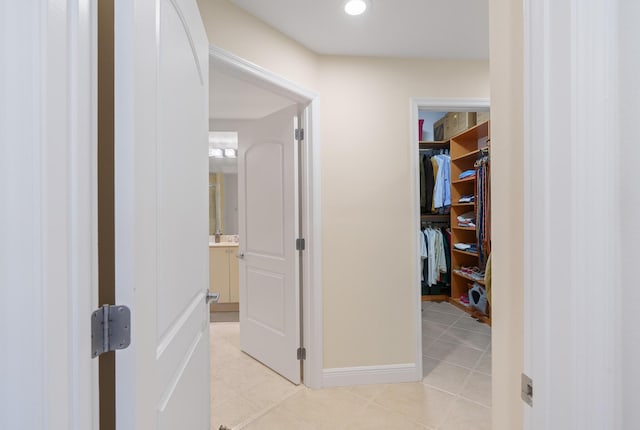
xmin=206 ymin=291 xmax=219 ymax=304
xmin=237 ymin=253 xmax=244 ymax=259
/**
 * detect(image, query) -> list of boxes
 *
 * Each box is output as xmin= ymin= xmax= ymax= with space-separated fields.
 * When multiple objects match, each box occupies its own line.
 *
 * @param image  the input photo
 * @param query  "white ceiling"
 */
xmin=230 ymin=0 xmax=489 ymax=59
xmin=210 ymin=0 xmax=489 ymax=121
xmin=209 ymin=60 xmax=295 ymax=120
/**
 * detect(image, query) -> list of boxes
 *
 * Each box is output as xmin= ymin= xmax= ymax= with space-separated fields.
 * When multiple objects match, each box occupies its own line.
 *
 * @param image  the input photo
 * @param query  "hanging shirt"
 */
xmin=433 ymin=229 xmax=447 ymax=278
xmin=426 ymin=228 xmax=437 ymax=285
xmin=430 ymin=158 xmax=439 ymax=213
xmin=432 ymin=154 xmax=451 ymax=209
xmin=420 ymin=154 xmax=427 ymax=208
xmin=419 ymin=230 xmax=428 ymax=281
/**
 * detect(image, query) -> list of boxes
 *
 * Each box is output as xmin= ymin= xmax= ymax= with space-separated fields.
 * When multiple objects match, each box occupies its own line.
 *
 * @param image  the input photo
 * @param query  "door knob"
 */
xmin=206 ymin=291 xmax=219 ymax=304
xmin=237 ymin=253 xmax=244 ymax=259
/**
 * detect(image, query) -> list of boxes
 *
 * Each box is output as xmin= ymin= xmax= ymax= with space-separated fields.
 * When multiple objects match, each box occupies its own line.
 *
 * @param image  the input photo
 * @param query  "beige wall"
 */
xmin=489 ymin=0 xmax=524 ymax=428
xmin=197 ymin=0 xmax=319 ymax=91
xmin=319 ymin=56 xmax=489 ymax=367
xmin=198 ymin=0 xmax=491 ymax=371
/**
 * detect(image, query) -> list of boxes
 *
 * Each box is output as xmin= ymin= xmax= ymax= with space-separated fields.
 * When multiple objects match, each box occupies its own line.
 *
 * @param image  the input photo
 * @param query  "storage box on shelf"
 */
xmin=445 ymin=112 xmax=477 ymax=140
xmin=449 ymin=120 xmax=491 ymax=324
xmin=476 ymin=110 xmax=490 ymax=124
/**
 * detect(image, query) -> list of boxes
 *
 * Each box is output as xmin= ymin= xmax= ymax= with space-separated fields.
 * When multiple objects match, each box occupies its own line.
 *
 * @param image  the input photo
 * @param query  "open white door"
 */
xmin=238 ymin=105 xmax=302 ymax=384
xmin=114 ymin=0 xmax=211 ymax=428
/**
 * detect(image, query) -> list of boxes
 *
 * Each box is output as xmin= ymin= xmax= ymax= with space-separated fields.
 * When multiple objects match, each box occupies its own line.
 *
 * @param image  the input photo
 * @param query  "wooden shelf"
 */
xmin=421 ymin=295 xmax=449 ymax=302
xmin=449 ymin=119 xmax=490 ymax=303
xmin=419 ymin=140 xmax=449 ymax=146
xmin=452 ymin=176 xmax=475 ymax=184
xmin=451 ymin=149 xmax=480 ymax=162
xmin=449 ymin=120 xmax=490 ymax=141
xmin=421 ymin=214 xmax=450 ymax=221
xmin=448 ymin=298 xmax=491 ymax=326
xmin=452 ymin=248 xmax=478 ymax=257
xmin=453 ymin=269 xmax=485 ymax=285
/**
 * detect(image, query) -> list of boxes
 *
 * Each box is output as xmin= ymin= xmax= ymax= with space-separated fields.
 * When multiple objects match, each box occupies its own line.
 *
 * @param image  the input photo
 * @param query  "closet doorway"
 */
xmin=411 ymin=98 xmax=493 ymax=410
xmin=207 ymin=48 xmax=323 ymax=428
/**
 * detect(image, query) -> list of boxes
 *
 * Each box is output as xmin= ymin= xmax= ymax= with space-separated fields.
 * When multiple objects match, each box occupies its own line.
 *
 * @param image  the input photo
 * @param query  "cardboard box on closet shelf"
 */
xmin=433 ymin=117 xmax=445 ymax=141
xmin=444 ymin=112 xmax=477 ymax=139
xmin=476 ymin=111 xmax=490 ymax=124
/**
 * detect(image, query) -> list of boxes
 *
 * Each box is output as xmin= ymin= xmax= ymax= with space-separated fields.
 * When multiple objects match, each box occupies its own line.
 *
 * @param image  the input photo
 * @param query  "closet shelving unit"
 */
xmin=419 ymin=139 xmax=451 ymax=302
xmin=448 ymin=120 xmax=491 ymax=324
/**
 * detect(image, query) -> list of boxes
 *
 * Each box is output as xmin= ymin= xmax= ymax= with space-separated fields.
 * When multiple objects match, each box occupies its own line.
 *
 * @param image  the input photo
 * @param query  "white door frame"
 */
xmin=209 ymin=46 xmax=323 ymax=389
xmin=0 ymin=0 xmax=98 ymax=428
xmin=410 ymin=98 xmax=490 ymax=381
xmin=523 ymin=0 xmax=621 ymax=428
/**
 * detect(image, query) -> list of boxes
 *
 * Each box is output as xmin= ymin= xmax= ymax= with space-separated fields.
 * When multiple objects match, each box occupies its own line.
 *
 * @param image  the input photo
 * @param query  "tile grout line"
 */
xmin=232 ymin=384 xmax=306 ymax=429
xmin=421 ymin=305 xmax=492 ymax=428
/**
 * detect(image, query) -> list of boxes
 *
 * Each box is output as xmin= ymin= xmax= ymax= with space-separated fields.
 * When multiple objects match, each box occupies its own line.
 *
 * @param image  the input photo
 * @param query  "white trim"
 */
xmin=322 ymin=364 xmax=418 ymax=387
xmin=409 ymin=97 xmax=490 ymax=384
xmin=0 ymin=0 xmax=98 ymax=428
xmin=209 ymin=45 xmax=323 ymax=389
xmin=302 ymin=97 xmax=324 ymax=389
xmin=209 ymin=45 xmax=316 ymax=104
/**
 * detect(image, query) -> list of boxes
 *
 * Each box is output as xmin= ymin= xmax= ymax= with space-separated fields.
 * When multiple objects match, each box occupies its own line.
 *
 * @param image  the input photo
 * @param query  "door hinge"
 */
xmin=295 ymin=128 xmax=304 ymax=141
xmin=91 ymin=305 xmax=131 ymax=358
xmin=296 ymin=238 xmax=306 ymax=251
xmin=521 ymin=373 xmax=533 ymax=407
xmin=297 ymin=347 xmax=306 ymax=360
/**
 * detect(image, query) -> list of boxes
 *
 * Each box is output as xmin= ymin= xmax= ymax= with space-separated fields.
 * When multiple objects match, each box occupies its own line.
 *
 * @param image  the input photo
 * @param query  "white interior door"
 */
xmin=1 ymin=1 xmax=97 ymax=428
xmin=114 ymin=0 xmax=210 ymax=428
xmin=238 ymin=105 xmax=301 ymax=384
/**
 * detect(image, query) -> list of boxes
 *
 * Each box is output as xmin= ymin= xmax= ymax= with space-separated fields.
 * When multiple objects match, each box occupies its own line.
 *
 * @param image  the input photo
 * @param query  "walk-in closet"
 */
xmin=418 ymin=111 xmax=491 ymax=322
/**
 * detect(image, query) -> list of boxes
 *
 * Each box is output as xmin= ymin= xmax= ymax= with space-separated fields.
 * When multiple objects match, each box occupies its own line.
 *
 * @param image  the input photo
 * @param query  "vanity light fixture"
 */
xmin=224 ymin=148 xmax=237 ymax=158
xmin=209 ymin=148 xmax=224 ymax=158
xmin=344 ymin=0 xmax=368 ymax=16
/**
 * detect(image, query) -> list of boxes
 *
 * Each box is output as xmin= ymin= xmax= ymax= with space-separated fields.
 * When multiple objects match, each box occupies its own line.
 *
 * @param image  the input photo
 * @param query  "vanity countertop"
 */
xmin=208 ymin=235 xmax=239 ymax=247
xmin=209 ymin=241 xmax=239 ymax=248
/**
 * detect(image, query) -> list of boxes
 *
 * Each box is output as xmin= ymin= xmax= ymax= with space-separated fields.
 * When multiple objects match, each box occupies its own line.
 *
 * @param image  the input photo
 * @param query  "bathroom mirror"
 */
xmin=209 ymin=131 xmax=239 ymax=235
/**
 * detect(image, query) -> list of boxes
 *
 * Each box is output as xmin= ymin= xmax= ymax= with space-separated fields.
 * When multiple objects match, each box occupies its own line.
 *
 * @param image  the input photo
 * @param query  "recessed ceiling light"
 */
xmin=344 ymin=0 xmax=367 ymax=16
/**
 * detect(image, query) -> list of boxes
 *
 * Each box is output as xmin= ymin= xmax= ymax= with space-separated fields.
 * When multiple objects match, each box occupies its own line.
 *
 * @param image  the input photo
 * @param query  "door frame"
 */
xmin=209 ymin=45 xmax=323 ymax=389
xmin=410 ymin=98 xmax=490 ymax=381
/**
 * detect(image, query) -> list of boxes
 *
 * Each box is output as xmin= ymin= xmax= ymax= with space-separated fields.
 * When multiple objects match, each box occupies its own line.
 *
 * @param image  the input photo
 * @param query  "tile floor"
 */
xmin=210 ymin=301 xmax=491 ymax=430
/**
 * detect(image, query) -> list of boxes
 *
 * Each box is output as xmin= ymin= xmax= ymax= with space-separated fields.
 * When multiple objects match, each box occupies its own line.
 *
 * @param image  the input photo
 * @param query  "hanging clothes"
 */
xmin=419 ymin=150 xmax=450 ymax=214
xmin=420 ymin=154 xmax=427 ymax=208
xmin=419 ymin=229 xmax=428 ymax=281
xmin=432 ymin=154 xmax=451 ymax=209
xmin=421 ymin=226 xmax=449 ymax=287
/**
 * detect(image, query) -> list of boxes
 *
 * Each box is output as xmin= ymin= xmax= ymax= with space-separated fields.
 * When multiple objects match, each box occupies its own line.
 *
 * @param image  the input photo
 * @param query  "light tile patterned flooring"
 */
xmin=211 ymin=301 xmax=491 ymax=430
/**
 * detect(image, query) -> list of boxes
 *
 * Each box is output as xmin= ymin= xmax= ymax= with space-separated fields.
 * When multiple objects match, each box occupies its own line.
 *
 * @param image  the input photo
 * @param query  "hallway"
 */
xmin=210 ymin=301 xmax=491 ymax=429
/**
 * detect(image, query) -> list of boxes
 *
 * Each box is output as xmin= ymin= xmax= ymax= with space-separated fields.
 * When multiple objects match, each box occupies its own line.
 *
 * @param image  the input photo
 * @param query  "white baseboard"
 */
xmin=322 ymin=363 xmax=420 ymax=387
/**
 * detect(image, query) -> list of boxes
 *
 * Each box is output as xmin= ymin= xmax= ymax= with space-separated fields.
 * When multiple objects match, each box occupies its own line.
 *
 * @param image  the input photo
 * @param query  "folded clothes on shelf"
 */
xmin=458 ymin=170 xmax=476 ymax=180
xmin=458 ymin=195 xmax=475 ymax=203
xmin=454 ymin=243 xmax=477 ymax=253
xmin=457 ymin=211 xmax=475 ymax=227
